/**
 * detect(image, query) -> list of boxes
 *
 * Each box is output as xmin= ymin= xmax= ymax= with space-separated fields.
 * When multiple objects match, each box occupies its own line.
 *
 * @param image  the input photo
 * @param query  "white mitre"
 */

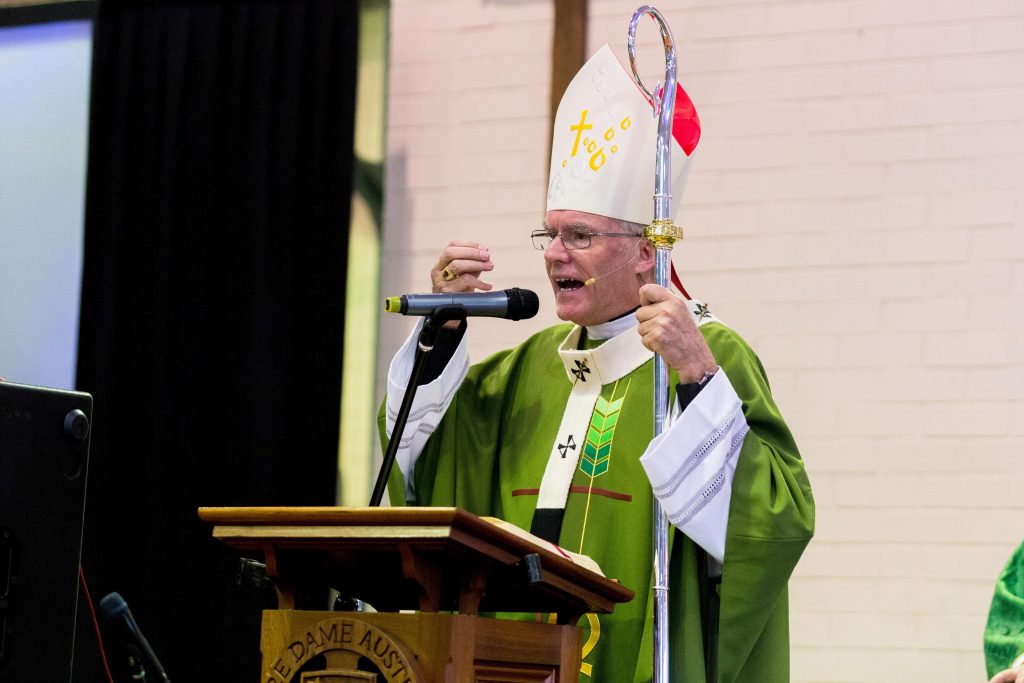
xmin=546 ymin=44 xmax=701 ymax=225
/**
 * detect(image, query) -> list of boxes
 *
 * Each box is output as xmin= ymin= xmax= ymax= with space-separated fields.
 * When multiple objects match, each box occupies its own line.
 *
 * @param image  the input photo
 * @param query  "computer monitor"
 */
xmin=0 ymin=381 xmax=92 ymax=682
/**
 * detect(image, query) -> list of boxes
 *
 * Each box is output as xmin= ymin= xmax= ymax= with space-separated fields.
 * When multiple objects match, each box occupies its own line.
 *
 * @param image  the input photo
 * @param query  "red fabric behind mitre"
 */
xmin=673 ymin=83 xmax=700 ymax=156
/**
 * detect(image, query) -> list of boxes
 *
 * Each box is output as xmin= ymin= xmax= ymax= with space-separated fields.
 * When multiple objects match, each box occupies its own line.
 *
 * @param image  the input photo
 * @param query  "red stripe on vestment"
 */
xmin=512 ymin=486 xmax=633 ymax=502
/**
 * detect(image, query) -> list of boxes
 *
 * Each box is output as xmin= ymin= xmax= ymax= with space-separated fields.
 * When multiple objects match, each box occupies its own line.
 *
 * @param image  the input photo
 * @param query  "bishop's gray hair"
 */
xmin=611 ymin=218 xmax=657 ymax=282
xmin=617 ymin=218 xmax=647 ymax=237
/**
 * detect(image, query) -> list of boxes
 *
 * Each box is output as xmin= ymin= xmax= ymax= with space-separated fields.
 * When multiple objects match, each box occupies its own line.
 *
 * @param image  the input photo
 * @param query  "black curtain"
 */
xmin=73 ymin=0 xmax=358 ymax=680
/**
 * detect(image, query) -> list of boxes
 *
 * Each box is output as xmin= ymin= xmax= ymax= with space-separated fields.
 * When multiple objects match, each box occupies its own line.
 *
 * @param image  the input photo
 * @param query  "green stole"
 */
xmin=530 ymin=323 xmax=652 ymax=542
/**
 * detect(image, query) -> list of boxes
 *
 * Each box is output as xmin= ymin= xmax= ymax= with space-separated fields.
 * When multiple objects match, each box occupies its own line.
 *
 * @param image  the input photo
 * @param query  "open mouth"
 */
xmin=555 ymin=277 xmax=585 ymax=291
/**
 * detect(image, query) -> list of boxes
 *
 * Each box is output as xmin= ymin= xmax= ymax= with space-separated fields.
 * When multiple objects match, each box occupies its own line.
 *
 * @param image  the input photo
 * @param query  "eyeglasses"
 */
xmin=530 ymin=228 xmax=640 ymax=251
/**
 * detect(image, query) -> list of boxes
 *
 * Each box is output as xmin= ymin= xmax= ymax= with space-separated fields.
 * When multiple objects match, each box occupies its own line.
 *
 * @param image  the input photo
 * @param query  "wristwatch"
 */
xmin=697 ymin=368 xmax=718 ymax=387
xmin=677 ymin=366 xmax=719 ymax=409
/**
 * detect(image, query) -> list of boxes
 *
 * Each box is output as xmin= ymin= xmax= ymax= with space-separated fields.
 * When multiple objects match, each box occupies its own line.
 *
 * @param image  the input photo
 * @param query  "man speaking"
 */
xmin=379 ymin=43 xmax=814 ymax=683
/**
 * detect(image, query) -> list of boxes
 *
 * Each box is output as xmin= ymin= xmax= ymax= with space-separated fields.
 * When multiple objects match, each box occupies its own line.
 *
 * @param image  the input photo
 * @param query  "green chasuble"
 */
xmin=985 ymin=540 xmax=1024 ymax=677
xmin=380 ymin=318 xmax=814 ymax=683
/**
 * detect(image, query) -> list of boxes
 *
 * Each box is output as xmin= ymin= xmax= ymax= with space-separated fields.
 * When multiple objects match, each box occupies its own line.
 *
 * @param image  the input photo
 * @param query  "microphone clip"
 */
xmin=418 ymin=306 xmax=468 ymax=351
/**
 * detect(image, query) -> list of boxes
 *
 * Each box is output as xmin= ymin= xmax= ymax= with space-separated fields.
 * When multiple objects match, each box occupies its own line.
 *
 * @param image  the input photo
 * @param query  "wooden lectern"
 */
xmin=200 ymin=507 xmax=633 ymax=683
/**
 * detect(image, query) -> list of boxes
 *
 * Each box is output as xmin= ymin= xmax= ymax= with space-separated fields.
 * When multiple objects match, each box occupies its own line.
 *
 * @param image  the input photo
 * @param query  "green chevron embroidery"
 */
xmin=579 ymin=380 xmax=628 ymax=479
xmin=577 ymin=378 xmax=631 ymax=554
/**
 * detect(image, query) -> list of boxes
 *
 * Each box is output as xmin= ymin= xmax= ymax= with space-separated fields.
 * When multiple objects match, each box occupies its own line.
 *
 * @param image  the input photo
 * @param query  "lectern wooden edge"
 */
xmin=199 ymin=506 xmax=634 ymax=683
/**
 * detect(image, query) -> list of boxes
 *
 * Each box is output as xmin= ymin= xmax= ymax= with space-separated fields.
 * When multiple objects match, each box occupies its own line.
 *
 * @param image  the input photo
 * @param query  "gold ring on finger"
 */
xmin=441 ymin=265 xmax=457 ymax=281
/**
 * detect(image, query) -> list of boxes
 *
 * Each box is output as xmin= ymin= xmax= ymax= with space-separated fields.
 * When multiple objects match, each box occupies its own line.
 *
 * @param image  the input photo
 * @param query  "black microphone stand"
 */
xmin=327 ymin=307 xmax=465 ymax=615
xmin=233 ymin=309 xmax=470 ymax=620
xmin=369 ymin=306 xmax=467 ymax=506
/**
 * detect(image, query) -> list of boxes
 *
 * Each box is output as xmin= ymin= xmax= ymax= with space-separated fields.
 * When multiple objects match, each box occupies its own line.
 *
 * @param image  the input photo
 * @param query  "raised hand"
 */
xmin=431 ymin=240 xmax=494 ymax=294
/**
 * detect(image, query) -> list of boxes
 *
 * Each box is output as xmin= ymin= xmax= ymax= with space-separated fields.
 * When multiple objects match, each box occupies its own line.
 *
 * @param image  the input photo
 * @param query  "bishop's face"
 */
xmin=542 ymin=210 xmax=651 ymax=327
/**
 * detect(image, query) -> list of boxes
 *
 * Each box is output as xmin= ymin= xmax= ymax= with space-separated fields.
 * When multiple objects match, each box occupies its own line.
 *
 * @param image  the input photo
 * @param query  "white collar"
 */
xmin=586 ymin=310 xmax=639 ymax=340
xmin=558 ymin=322 xmax=652 ymax=386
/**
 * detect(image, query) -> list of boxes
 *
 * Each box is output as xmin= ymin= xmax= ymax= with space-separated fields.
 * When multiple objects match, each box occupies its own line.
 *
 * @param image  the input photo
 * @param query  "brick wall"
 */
xmin=381 ymin=2 xmax=1024 ymax=680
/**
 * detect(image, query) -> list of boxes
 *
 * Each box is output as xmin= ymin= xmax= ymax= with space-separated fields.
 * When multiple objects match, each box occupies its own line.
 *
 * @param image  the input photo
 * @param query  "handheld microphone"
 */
xmin=384 ymin=287 xmax=539 ymax=320
xmin=100 ymin=592 xmax=173 ymax=683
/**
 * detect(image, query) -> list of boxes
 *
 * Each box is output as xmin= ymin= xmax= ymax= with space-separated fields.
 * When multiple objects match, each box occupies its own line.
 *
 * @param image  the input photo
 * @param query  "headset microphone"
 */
xmin=583 ymin=243 xmax=642 ymax=287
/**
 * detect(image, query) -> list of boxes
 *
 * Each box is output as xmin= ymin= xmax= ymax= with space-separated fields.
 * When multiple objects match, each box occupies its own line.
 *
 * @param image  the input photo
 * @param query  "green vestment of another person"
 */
xmin=379 ymin=301 xmax=814 ymax=683
xmin=985 ymin=540 xmax=1024 ymax=678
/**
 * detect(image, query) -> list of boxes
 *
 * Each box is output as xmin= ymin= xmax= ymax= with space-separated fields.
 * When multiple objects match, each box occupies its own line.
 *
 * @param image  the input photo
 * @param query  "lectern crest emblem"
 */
xmin=265 ymin=618 xmax=422 ymax=683
xmin=301 ymin=672 xmax=376 ymax=682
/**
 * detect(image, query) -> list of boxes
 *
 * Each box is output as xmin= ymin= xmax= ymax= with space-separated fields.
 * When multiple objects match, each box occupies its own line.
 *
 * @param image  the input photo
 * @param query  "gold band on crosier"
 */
xmin=643 ymin=218 xmax=684 ymax=249
xmin=441 ymin=265 xmax=457 ymax=281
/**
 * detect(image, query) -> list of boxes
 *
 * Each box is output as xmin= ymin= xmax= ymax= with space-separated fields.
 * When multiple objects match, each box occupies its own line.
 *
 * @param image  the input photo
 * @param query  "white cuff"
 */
xmin=385 ymin=319 xmax=469 ymax=501
xmin=639 ymin=370 xmax=747 ymax=563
